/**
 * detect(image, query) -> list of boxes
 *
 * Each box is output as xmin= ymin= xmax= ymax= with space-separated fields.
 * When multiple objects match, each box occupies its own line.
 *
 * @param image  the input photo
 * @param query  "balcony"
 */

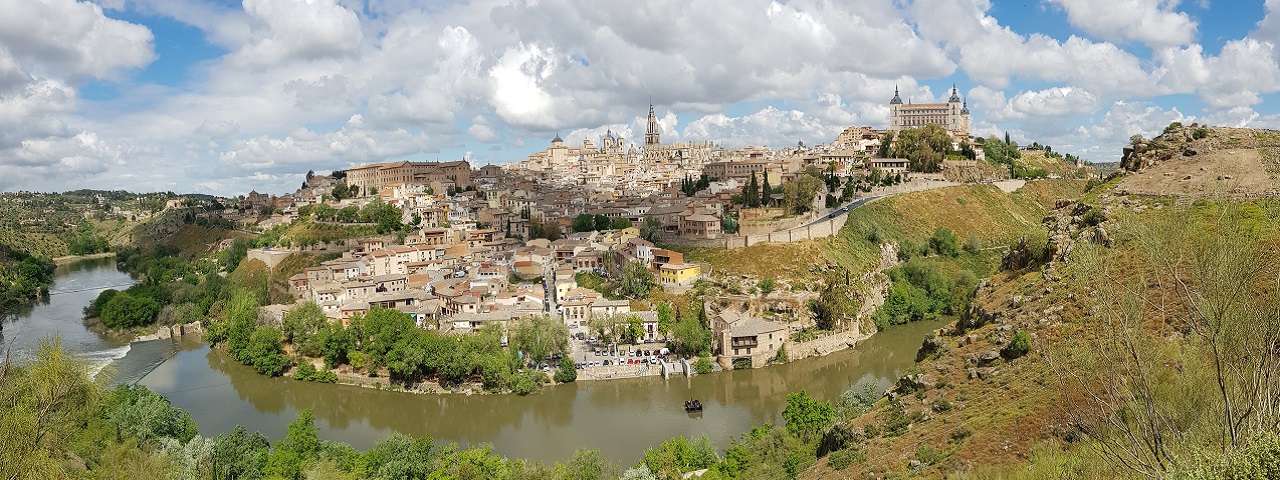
xmin=730 ymin=337 xmax=758 ymax=348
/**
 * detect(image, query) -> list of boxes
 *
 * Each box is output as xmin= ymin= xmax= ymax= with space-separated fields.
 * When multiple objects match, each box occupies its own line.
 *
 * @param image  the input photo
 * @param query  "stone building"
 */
xmin=888 ymin=85 xmax=971 ymax=138
xmin=342 ymin=160 xmax=472 ymax=194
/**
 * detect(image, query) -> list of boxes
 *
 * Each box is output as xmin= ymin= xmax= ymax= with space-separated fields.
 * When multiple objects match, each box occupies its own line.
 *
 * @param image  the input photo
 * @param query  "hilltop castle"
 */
xmin=889 ymin=85 xmax=971 ymax=138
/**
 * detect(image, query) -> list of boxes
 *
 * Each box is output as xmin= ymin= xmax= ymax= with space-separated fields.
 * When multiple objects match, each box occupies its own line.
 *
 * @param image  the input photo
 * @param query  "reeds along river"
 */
xmin=6 ymin=257 xmax=944 ymax=465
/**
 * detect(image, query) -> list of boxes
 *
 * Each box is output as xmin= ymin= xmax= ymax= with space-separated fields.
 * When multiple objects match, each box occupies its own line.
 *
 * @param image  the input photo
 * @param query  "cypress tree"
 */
xmin=761 ymin=172 xmax=772 ymax=207
xmin=746 ymin=172 xmax=760 ymax=208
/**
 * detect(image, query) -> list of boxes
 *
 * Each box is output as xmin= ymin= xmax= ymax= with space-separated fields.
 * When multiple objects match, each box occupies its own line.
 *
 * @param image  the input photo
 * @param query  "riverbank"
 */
xmin=52 ymin=251 xmax=116 ymax=264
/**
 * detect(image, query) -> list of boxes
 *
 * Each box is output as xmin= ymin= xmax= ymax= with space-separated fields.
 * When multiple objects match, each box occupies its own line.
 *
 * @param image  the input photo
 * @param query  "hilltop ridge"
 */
xmin=1117 ymin=123 xmax=1280 ymax=198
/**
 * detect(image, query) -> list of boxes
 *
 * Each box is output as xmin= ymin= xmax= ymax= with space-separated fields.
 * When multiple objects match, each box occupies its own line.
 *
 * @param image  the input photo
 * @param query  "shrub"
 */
xmin=1003 ymin=330 xmax=1032 ymax=359
xmin=512 ymin=370 xmax=546 ymax=395
xmin=732 ymin=358 xmax=753 ymax=370
xmin=554 ymin=356 xmax=577 ymax=383
xmin=692 ymin=357 xmax=713 ymax=374
xmin=915 ymin=445 xmax=943 ymax=466
xmin=932 ymin=398 xmax=953 ymax=413
xmin=963 ymin=234 xmax=982 ymax=254
xmin=1193 ymin=127 xmax=1210 ymax=140
xmin=827 ymin=448 xmax=865 ymax=471
xmin=1081 ymin=208 xmax=1106 ymax=228
xmin=950 ymin=426 xmax=972 ymax=443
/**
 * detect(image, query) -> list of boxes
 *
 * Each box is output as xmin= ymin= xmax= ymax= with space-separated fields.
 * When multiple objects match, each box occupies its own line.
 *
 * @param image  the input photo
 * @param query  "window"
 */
xmin=733 ymin=348 xmax=739 ymax=355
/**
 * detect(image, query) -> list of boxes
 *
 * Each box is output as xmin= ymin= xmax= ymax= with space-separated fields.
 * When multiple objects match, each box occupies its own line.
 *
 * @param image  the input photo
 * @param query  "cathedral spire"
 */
xmin=645 ymin=98 xmax=661 ymax=146
xmin=890 ymin=85 xmax=903 ymax=105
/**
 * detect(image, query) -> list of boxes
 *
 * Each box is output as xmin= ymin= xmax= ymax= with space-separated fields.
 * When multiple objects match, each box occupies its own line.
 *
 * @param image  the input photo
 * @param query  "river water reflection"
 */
xmin=140 ymin=319 xmax=942 ymax=464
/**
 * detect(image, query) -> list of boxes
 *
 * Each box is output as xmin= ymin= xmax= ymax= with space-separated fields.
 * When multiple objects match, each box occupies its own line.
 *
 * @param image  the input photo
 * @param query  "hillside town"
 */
xmin=181 ymin=88 xmax=1092 ymax=379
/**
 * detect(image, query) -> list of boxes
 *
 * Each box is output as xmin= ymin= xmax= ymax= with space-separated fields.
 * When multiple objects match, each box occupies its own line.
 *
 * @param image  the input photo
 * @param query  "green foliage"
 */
xmin=1003 ymin=330 xmax=1032 ymax=359
xmin=610 ymin=217 xmax=633 ymax=230
xmin=0 ymin=244 xmax=56 ymax=310
xmin=915 ymin=444 xmax=943 ymax=465
xmin=758 ymin=277 xmax=776 ymax=295
xmin=875 ymin=257 xmax=976 ymax=327
xmin=655 ymin=302 xmax=675 ymax=335
xmin=99 ymin=291 xmax=162 ymax=329
xmin=782 ymin=389 xmax=835 ymax=441
xmin=827 ymin=447 xmax=865 ymax=470
xmin=1193 ymin=127 xmax=1210 ymax=139
xmin=693 ymin=356 xmax=714 ymax=374
xmin=732 ymin=358 xmax=753 ymax=370
xmin=640 ymin=216 xmax=662 ymax=242
xmin=572 ymin=214 xmax=597 ymax=232
xmin=554 ymin=355 xmax=577 ymax=383
xmin=641 ymin=435 xmax=719 ymax=478
xmin=103 ymin=385 xmax=198 ymax=446
xmin=891 ymin=124 xmax=952 ymax=173
xmin=0 ymin=338 xmax=102 ymax=479
xmin=621 ymin=260 xmax=656 ymax=299
xmin=928 ymin=226 xmax=960 ymax=257
xmin=359 ymin=199 xmax=404 ymax=234
xmin=513 ymin=314 xmax=569 ymax=365
xmin=511 ymin=369 xmax=547 ymax=395
xmin=669 ymin=302 xmax=712 ymax=357
xmin=244 ymin=326 xmax=289 ymax=376
xmin=293 ymin=361 xmax=338 ymax=383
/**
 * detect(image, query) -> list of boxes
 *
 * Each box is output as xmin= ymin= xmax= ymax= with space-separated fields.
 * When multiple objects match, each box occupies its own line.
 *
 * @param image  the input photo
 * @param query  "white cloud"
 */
xmin=234 ymin=0 xmax=363 ymax=65
xmin=0 ymin=0 xmax=154 ymax=80
xmin=683 ymin=106 xmax=843 ymax=147
xmin=1044 ymin=0 xmax=1198 ymax=48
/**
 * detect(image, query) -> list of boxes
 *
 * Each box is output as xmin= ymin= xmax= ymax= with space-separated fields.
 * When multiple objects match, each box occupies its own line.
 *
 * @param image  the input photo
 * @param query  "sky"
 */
xmin=1 ymin=0 xmax=1278 ymax=197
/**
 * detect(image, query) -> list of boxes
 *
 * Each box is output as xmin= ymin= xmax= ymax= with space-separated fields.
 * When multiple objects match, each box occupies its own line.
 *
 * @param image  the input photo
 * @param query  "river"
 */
xmin=5 ymin=258 xmax=943 ymax=465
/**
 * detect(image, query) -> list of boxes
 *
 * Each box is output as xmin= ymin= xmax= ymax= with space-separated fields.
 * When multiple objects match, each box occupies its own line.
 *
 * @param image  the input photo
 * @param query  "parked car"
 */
xmin=603 ymin=360 xmax=611 ymax=366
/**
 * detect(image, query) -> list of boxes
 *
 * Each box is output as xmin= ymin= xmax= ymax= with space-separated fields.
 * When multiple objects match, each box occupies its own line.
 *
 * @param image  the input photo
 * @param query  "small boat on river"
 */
xmin=684 ymin=399 xmax=703 ymax=412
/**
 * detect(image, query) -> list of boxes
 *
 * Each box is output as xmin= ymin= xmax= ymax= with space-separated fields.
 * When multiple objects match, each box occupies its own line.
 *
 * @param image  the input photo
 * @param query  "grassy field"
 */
xmin=677 ymin=179 xmax=1086 ymax=283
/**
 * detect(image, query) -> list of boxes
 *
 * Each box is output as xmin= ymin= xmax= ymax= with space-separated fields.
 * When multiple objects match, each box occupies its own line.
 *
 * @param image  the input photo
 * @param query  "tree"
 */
xmin=610 ymin=217 xmax=633 ymax=230
xmin=554 ymin=355 xmax=577 ymax=383
xmin=640 ymin=217 xmax=662 ymax=242
xmin=758 ymin=277 xmax=776 ymax=296
xmin=244 ymin=326 xmax=289 ymax=376
xmin=782 ymin=389 xmax=834 ymax=441
xmin=104 ymin=385 xmax=198 ymax=445
xmin=0 ymin=338 xmax=104 ymax=479
xmin=100 ymin=292 xmax=161 ymax=329
xmin=670 ymin=304 xmax=711 ymax=357
xmin=744 ymin=172 xmax=760 ymax=208
xmin=281 ymin=302 xmax=327 ymax=353
xmin=878 ymin=131 xmax=894 ymax=158
xmin=762 ymin=173 xmax=774 ymax=207
xmin=928 ymin=227 xmax=960 ymax=257
xmin=655 ymin=302 xmax=675 ymax=336
xmin=312 ymin=203 xmax=335 ymax=221
xmin=593 ymin=214 xmax=610 ymax=231
xmin=890 ymin=124 xmax=952 ymax=173
xmin=336 ymin=205 xmax=359 ymax=223
xmin=572 ymin=214 xmax=596 ymax=233
xmin=213 ymin=425 xmax=270 ymax=480
xmin=781 ymin=174 xmax=823 ymax=215
xmin=621 ymin=261 xmax=656 ymax=299
xmin=513 ymin=315 xmax=569 ymax=366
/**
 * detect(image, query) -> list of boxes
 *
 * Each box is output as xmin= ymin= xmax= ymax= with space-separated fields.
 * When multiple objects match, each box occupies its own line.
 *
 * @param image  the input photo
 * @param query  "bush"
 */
xmin=692 ymin=357 xmax=713 ymax=374
xmin=1003 ymin=330 xmax=1032 ymax=359
xmin=1081 ymin=208 xmax=1106 ymax=228
xmin=732 ymin=358 xmax=753 ymax=370
xmin=554 ymin=356 xmax=577 ymax=383
xmin=1193 ymin=127 xmax=1210 ymax=139
xmin=827 ymin=447 xmax=865 ymax=471
xmin=950 ymin=426 xmax=972 ymax=443
xmin=511 ymin=370 xmax=546 ymax=395
xmin=915 ymin=445 xmax=943 ymax=465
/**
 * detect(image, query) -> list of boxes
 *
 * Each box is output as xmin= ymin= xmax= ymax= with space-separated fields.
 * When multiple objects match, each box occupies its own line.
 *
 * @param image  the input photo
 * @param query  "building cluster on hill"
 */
xmin=226 ymin=89 xmax=1004 ymax=366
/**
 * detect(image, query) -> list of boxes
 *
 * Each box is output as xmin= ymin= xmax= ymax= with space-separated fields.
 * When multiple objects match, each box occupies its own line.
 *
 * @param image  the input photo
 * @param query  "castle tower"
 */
xmin=645 ymin=101 xmax=661 ymax=146
xmin=889 ymin=86 xmax=903 ymax=130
